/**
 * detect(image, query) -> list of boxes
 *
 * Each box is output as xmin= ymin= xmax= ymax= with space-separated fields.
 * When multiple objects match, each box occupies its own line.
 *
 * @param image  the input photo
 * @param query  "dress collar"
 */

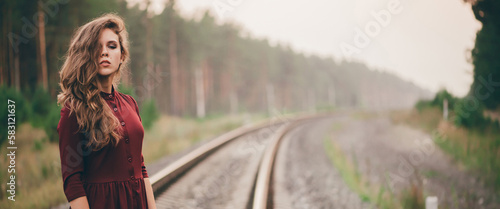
xmin=100 ymin=85 xmax=116 ymax=100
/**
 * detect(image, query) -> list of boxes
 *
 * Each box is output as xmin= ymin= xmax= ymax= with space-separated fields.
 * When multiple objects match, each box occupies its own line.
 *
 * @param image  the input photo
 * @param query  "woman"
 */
xmin=56 ymin=14 xmax=156 ymax=209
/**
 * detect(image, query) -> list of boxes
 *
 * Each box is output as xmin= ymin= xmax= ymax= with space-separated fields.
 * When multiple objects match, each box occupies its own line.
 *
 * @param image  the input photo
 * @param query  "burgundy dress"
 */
xmin=58 ymin=85 xmax=149 ymax=209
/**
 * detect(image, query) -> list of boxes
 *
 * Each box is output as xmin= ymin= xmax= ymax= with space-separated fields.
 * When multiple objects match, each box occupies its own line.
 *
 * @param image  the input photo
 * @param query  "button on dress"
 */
xmin=58 ymin=85 xmax=149 ymax=209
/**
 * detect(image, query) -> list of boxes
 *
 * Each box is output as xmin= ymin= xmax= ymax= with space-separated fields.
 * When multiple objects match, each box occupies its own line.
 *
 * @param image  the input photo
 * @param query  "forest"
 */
xmin=0 ymin=0 xmax=430 ymax=119
xmin=2 ymin=0 xmax=500 ymax=208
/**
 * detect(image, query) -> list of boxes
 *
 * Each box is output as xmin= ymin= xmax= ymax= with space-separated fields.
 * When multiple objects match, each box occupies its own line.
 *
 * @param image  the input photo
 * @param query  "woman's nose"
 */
xmin=101 ymin=46 xmax=108 ymax=57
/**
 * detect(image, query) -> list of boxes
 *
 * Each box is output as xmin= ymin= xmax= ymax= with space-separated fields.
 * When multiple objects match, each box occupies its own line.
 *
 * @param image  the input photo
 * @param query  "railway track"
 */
xmin=52 ymin=113 xmax=333 ymax=209
xmin=151 ymin=114 xmax=330 ymax=209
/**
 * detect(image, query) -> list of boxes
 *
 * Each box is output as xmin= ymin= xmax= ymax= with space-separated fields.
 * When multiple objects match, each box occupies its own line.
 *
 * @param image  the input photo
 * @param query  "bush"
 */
xmin=415 ymin=100 xmax=433 ymax=112
xmin=0 ymin=85 xmax=31 ymax=146
xmin=30 ymin=86 xmax=54 ymax=128
xmin=139 ymin=98 xmax=159 ymax=130
xmin=19 ymin=86 xmax=61 ymax=143
xmin=117 ymin=83 xmax=137 ymax=98
xmin=44 ymin=102 xmax=63 ymax=143
xmin=415 ymin=89 xmax=456 ymax=113
xmin=453 ymin=98 xmax=486 ymax=129
xmin=431 ymin=89 xmax=457 ymax=110
xmin=116 ymin=84 xmax=159 ymax=130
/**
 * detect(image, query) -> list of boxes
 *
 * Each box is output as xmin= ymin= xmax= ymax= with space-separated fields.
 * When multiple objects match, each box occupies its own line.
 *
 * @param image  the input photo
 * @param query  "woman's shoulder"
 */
xmin=59 ymin=102 xmax=77 ymax=120
xmin=116 ymin=91 xmax=133 ymax=99
xmin=60 ymin=101 xmax=71 ymax=114
xmin=57 ymin=102 xmax=80 ymax=133
xmin=117 ymin=92 xmax=138 ymax=106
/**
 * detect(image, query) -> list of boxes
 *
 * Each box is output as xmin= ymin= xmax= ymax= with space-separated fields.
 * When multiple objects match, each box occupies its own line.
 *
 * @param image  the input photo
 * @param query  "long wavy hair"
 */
xmin=57 ymin=13 xmax=130 ymax=151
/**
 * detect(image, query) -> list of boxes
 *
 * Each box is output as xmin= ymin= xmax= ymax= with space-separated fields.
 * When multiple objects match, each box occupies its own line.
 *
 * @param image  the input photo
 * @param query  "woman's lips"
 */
xmin=100 ymin=62 xmax=110 ymax=67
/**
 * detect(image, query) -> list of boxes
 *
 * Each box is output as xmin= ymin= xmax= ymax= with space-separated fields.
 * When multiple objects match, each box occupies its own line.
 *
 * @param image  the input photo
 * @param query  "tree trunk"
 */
xmin=38 ymin=3 xmax=48 ymax=90
xmin=7 ymin=8 xmax=14 ymax=88
xmin=195 ymin=67 xmax=205 ymax=118
xmin=202 ymin=59 xmax=213 ymax=114
xmin=0 ymin=5 xmax=5 ymax=86
xmin=14 ymin=52 xmax=20 ymax=91
xmin=169 ymin=13 xmax=179 ymax=115
xmin=180 ymin=65 xmax=187 ymax=115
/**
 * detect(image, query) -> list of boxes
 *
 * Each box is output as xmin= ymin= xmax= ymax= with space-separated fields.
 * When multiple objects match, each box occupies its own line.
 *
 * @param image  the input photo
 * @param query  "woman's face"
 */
xmin=97 ymin=28 xmax=122 ymax=77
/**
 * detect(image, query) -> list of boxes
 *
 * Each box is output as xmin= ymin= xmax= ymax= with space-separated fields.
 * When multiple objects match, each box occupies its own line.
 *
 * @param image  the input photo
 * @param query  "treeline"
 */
xmin=418 ymin=0 xmax=500 ymax=132
xmin=413 ymin=1 xmax=500 ymax=193
xmin=416 ymin=89 xmax=499 ymax=129
xmin=1 ymin=0 xmax=430 ymax=120
xmin=463 ymin=0 xmax=500 ymax=110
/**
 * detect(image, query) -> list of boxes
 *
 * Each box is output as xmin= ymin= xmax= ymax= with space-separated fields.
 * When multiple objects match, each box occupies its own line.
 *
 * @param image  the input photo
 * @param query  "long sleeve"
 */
xmin=58 ymin=105 xmax=87 ymax=202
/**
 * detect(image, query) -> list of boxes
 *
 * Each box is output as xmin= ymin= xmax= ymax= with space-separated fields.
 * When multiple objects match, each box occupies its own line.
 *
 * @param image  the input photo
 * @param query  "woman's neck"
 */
xmin=97 ymin=74 xmax=115 ymax=93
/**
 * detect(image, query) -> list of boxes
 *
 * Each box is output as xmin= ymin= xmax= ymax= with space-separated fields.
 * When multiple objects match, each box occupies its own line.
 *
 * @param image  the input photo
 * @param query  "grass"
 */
xmin=0 ymin=123 xmax=66 ymax=208
xmin=421 ymin=170 xmax=439 ymax=178
xmin=324 ymin=117 xmax=427 ymax=209
xmin=391 ymin=107 xmax=500 ymax=201
xmin=0 ymin=113 xmax=261 ymax=209
xmin=323 ymin=133 xmax=401 ymax=209
xmin=141 ymin=113 xmax=263 ymax=164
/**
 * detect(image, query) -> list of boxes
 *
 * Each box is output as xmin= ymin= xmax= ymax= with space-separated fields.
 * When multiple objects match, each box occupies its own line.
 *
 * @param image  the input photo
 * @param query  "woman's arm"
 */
xmin=69 ymin=196 xmax=90 ymax=209
xmin=144 ymin=178 xmax=157 ymax=209
xmin=58 ymin=105 xmax=89 ymax=205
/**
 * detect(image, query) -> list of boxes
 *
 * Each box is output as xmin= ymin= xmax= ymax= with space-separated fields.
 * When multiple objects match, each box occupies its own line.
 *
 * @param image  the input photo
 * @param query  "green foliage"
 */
xmin=30 ymin=86 xmax=54 ymax=127
xmin=410 ymin=94 xmax=500 ymax=195
xmin=44 ymin=102 xmax=63 ymax=143
xmin=139 ymin=98 xmax=159 ymax=130
xmin=0 ymin=86 xmax=61 ymax=145
xmin=32 ymin=139 xmax=45 ymax=151
xmin=466 ymin=0 xmax=500 ymax=110
xmin=413 ymin=89 xmax=499 ymax=130
xmin=0 ymin=86 xmax=31 ymax=145
xmin=414 ymin=100 xmax=433 ymax=112
xmin=431 ymin=89 xmax=457 ymax=110
xmin=21 ymin=87 xmax=61 ymax=143
xmin=323 ymin=135 xmax=400 ymax=208
xmin=453 ymin=97 xmax=487 ymax=129
xmin=2 ymin=0 xmax=430 ymax=118
xmin=401 ymin=183 xmax=424 ymax=209
xmin=117 ymin=83 xmax=137 ymax=98
xmin=118 ymin=84 xmax=156 ymax=129
xmin=415 ymin=89 xmax=456 ymax=112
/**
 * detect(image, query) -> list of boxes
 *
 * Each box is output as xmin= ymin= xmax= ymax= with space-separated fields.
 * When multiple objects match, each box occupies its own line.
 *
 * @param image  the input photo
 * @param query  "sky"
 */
xmin=133 ymin=0 xmax=481 ymax=97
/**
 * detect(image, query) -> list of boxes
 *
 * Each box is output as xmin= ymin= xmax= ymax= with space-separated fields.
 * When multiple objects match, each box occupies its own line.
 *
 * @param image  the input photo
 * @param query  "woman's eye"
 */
xmin=108 ymin=45 xmax=117 ymax=49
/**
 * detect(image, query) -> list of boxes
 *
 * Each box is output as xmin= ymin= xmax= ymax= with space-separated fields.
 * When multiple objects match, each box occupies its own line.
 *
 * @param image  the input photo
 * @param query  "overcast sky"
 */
xmin=136 ymin=0 xmax=481 ymax=97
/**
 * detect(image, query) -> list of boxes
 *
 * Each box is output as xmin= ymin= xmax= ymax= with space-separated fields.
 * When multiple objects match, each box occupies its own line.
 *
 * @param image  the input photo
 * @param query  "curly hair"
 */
xmin=57 ymin=13 xmax=130 ymax=151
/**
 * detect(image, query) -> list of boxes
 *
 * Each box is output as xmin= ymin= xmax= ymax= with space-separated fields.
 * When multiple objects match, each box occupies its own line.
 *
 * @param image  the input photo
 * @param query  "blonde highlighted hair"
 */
xmin=57 ymin=13 xmax=130 ymax=151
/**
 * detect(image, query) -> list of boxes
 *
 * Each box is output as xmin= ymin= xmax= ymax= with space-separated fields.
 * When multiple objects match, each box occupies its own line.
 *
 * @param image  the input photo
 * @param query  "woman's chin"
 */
xmin=98 ymin=68 xmax=116 ymax=77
